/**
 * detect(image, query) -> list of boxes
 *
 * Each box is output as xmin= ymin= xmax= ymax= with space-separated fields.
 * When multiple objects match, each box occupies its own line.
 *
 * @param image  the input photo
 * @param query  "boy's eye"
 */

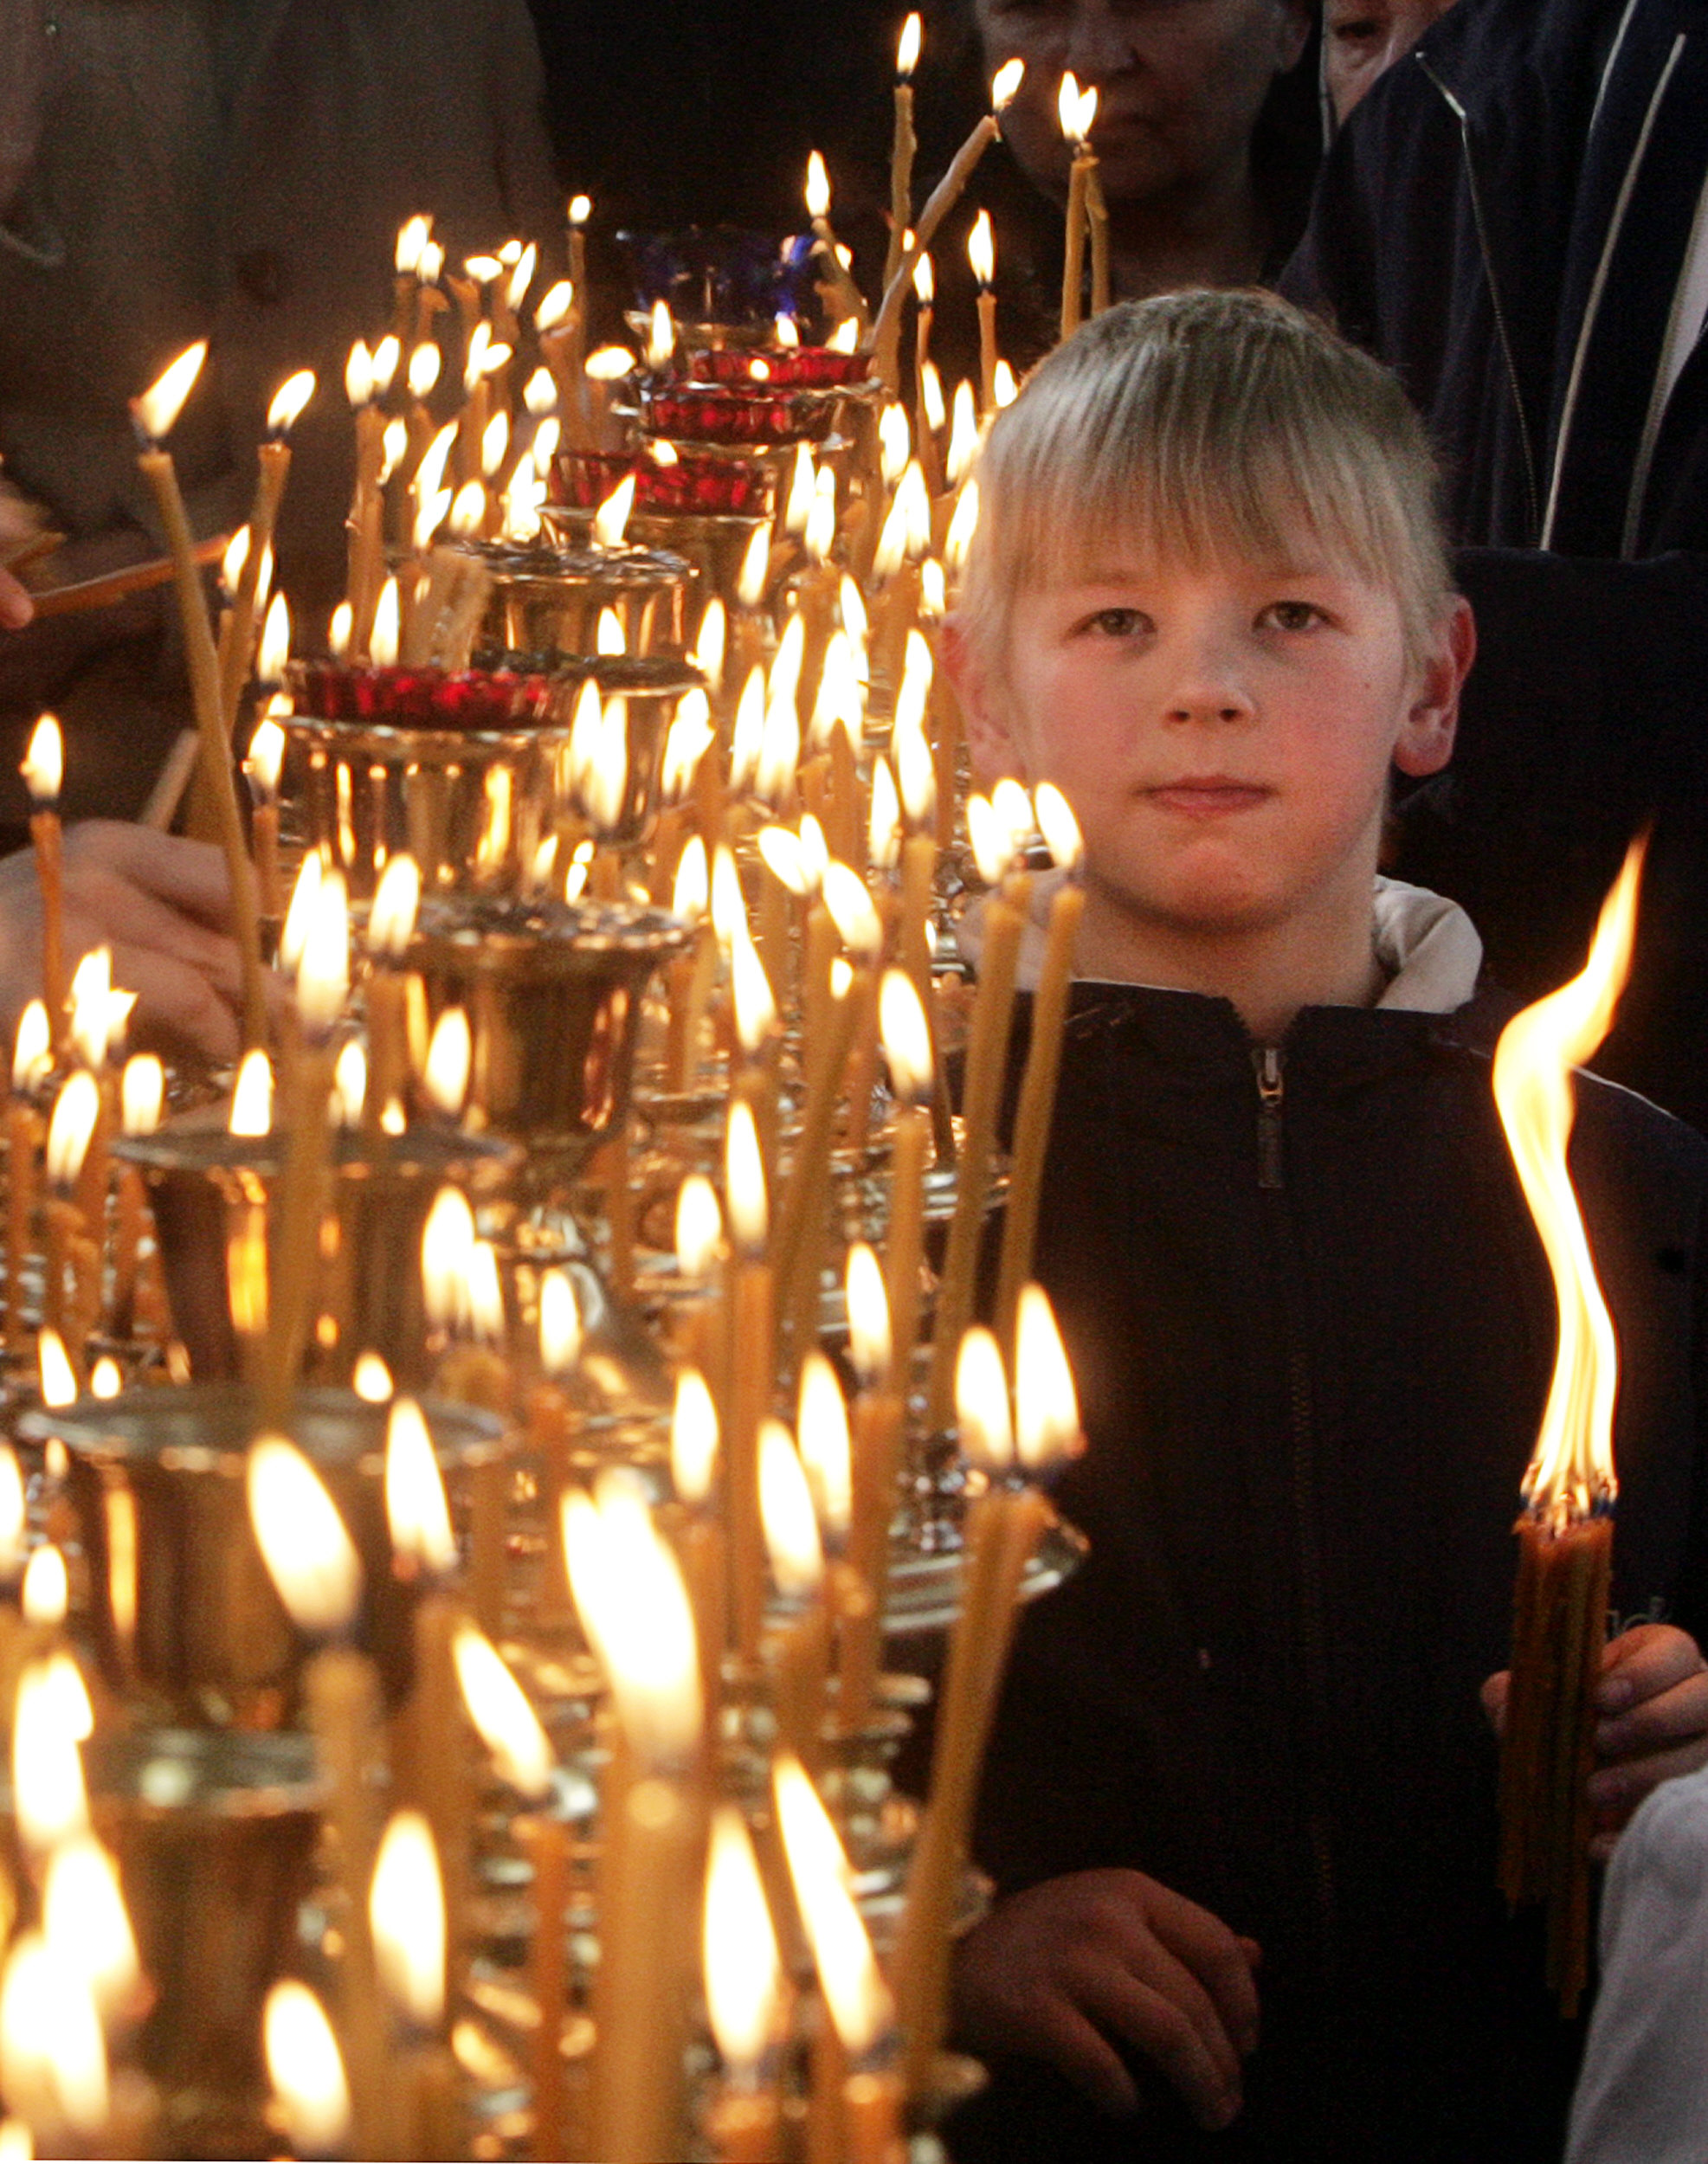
xmin=1080 ymin=606 xmax=1151 ymax=639
xmin=1260 ymin=600 xmax=1327 ymax=632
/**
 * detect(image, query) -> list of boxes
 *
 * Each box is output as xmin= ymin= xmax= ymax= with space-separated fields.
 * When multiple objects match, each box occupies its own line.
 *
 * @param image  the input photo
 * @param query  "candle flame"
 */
xmin=798 ymin=814 xmax=829 ymax=894
xmin=371 ymin=338 xmax=400 ymax=403
xmin=353 ymin=1351 xmax=392 ymax=1402
xmin=465 ymin=1239 xmax=506 ymax=1348
xmin=247 ymin=1433 xmax=363 ymax=1636
xmin=345 ymin=338 xmax=376 ymax=410
xmin=821 ymin=862 xmax=884 ymax=961
xmin=773 ymin=1754 xmax=894 ymax=2054
xmin=280 ymin=849 xmax=322 ymax=975
xmin=993 ymin=775 xmax=1036 ymax=861
xmin=1034 ymin=782 xmax=1084 ymax=873
xmin=423 ymin=1006 xmax=472 ymax=1119
xmin=730 ymin=667 xmax=765 ymax=799
xmin=12 ymin=1657 xmax=89 ymax=1855
xmin=583 ymin=345 xmax=635 ymax=383
xmin=692 ymin=596 xmax=727 ymax=689
xmin=0 ymin=1933 xmax=107 ymax=2138
xmin=1492 ymin=839 xmax=1645 ymax=1521
xmin=957 ymin=1325 xmax=1014 ymax=1470
xmin=42 ymin=1836 xmax=139 ymax=2023
xmin=596 ymin=606 xmax=627 ymax=657
xmin=945 ymin=382 xmax=981 ymax=492
xmin=369 ymin=850 xmax=422 ymax=958
xmin=671 ymin=833 xmax=710 ymax=923
xmin=384 ymin=1397 xmax=456 ymax=1579
xmin=674 ymin=1176 xmax=725 ymax=1288
xmin=396 ymin=215 xmax=431 ymax=276
xmin=295 ymin=865 xmax=350 ymax=1041
xmin=592 ymin=472 xmax=636 ymax=549
xmin=264 ymin=1980 xmax=351 ymax=2158
xmin=329 ymin=599 xmax=355 ymax=658
xmin=44 ymin=1071 xmax=98 ymax=1189
xmin=464 ymin=254 xmax=501 ymax=286
xmin=895 ymin=720 xmax=936 ymax=838
xmin=369 ymin=576 xmax=400 ymax=668
xmin=661 ymin=690 xmax=715 ymax=807
xmin=569 ymin=194 xmax=592 ymax=226
xmin=506 ymin=241 xmax=538 ymax=314
xmin=737 ymin=524 xmax=770 ymax=612
xmin=222 ymin=526 xmax=252 ymax=600
xmin=798 ymin=1350 xmax=852 ymax=1540
xmin=453 ymin=1624 xmax=553 ymax=1796
xmin=991 ymin=56 xmax=1025 ymax=109
xmin=827 ymin=316 xmax=861 ymax=354
xmin=845 ymin=1242 xmax=893 ymax=1388
xmin=416 ymin=419 xmax=457 ymax=505
xmin=21 ymin=714 xmax=61 ymax=805
xmin=879 ymin=403 xmax=912 ymax=492
xmin=255 ymin=589 xmax=291 ymax=687
xmin=22 ymin=1544 xmax=68 ymax=1627
xmin=994 ymin=357 xmax=1018 ymax=407
xmin=868 ymin=755 xmax=902 ymax=871
xmin=267 ymin=369 xmax=316 ymax=438
xmin=784 ymin=443 xmax=815 ymax=539
xmin=229 ymin=1047 xmax=274 ymax=1136
xmin=725 ymin=1099 xmax=767 ymax=1257
xmin=898 ymin=10 xmax=923 ymax=75
xmin=563 ymin=1474 xmax=703 ymax=1766
xmin=536 ymin=280 xmax=574 ymax=334
xmin=806 ymin=470 xmax=837 ymax=566
xmin=0 ymin=1449 xmax=24 ymax=1580
xmin=704 ymin=1804 xmax=783 ymax=2075
xmin=89 ymin=1356 xmax=122 ymax=1401
xmin=913 ymin=250 xmax=936 ymax=306
xmin=11 ymin=1001 xmax=49 ymax=1094
xmin=538 ymin=1266 xmax=581 ymax=1375
xmin=810 ymin=634 xmax=862 ymax=752
xmin=880 ymin=969 xmax=933 ymax=1107
xmin=968 ymin=208 xmax=996 ymax=288
xmin=133 ymin=343 xmax=206 ymax=442
xmin=805 ymin=151 xmax=832 ymax=221
xmin=247 ymin=715 xmax=286 ymax=803
xmin=480 ymin=407 xmax=510 ymax=480
xmin=448 ymin=480 xmax=487 ymax=540
xmin=407 ymin=342 xmax=442 ymax=401
xmin=756 ymin=690 xmax=801 ymax=812
xmin=671 ymin=1367 xmax=719 ymax=1506
xmin=644 ymin=300 xmax=675 ymax=371
xmin=731 ymin=924 xmax=779 ymax=1055
xmin=66 ymin=945 xmax=113 ymax=1071
xmin=370 ymin=1811 xmax=447 ymax=2030
xmin=757 ymin=825 xmax=808 ymax=898
xmin=760 ymin=1419 xmax=824 ymax=1596
xmin=1015 ymin=1283 xmax=1083 ymax=1470
xmin=117 ymin=1053 xmax=164 ymax=1141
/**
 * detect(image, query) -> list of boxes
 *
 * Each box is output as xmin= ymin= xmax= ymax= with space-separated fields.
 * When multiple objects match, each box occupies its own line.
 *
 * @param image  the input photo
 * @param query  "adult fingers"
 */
xmin=1074 ymin=1962 xmax=1241 ymax=2132
xmin=1141 ymin=1880 xmax=1260 ymax=2058
xmin=1596 ymin=1626 xmax=1705 ymax=1713
xmin=65 ymin=873 xmax=244 ymax=1003
xmin=64 ymin=824 xmax=232 ymax=926
xmin=1481 ymin=1671 xmax=1510 ymax=1736
xmin=1595 ymin=1667 xmax=1708 ymax=1761
xmin=107 ymin=944 xmax=242 ymax=1065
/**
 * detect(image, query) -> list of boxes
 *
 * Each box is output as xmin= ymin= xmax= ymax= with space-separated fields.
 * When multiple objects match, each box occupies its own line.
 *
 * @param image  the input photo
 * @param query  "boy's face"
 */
xmin=955 ymin=552 xmax=1469 ymax=941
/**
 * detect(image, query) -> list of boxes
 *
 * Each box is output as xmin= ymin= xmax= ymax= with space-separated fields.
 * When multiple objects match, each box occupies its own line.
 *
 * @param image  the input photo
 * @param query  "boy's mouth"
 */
xmin=1142 ymin=778 xmax=1273 ymax=819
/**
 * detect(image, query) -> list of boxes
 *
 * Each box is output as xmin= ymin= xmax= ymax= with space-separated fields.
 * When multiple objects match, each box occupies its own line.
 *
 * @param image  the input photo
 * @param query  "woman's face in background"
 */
xmin=972 ymin=0 xmax=1311 ymax=211
xmin=1322 ymin=0 xmax=1458 ymax=124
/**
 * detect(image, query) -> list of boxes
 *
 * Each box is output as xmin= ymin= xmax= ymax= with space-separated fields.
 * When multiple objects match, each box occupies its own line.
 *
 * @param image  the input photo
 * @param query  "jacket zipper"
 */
xmin=1252 ymin=1047 xmax=1341 ymax=1985
xmin=1414 ymin=53 xmax=1543 ymax=544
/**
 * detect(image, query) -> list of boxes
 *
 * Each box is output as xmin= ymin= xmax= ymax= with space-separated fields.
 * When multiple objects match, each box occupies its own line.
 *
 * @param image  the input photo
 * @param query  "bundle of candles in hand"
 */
xmin=0 ymin=23 xmax=1131 ymax=2160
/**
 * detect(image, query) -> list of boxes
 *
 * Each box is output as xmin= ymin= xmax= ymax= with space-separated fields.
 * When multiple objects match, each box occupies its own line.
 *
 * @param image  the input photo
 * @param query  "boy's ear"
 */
xmin=943 ymin=615 xmax=1027 ymax=789
xmin=1393 ymin=594 xmax=1476 ymax=779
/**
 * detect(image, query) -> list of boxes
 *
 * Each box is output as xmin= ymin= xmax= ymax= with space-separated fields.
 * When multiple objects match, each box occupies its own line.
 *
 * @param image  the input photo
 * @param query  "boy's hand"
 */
xmin=1482 ymin=1624 xmax=1708 ymax=1862
xmin=0 ymin=822 xmax=243 ymax=1063
xmin=951 ymin=1869 xmax=1260 ymax=2130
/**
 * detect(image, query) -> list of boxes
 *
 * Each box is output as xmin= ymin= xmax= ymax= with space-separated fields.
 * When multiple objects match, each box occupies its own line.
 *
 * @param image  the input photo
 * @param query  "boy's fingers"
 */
xmin=1587 ymin=1736 xmax=1708 ymax=1818
xmin=1032 ymin=2001 xmax=1139 ymax=2118
xmin=1076 ymin=1966 xmax=1240 ymax=2132
xmin=1142 ymin=1884 xmax=1260 ymax=2058
xmin=109 ymin=948 xmax=242 ymax=1065
xmin=0 ymin=569 xmax=33 ymax=630
xmin=69 ymin=879 xmax=245 ymax=1001
xmin=1595 ymin=1668 xmax=1708 ymax=1758
xmin=1595 ymin=1625 xmax=1705 ymax=1714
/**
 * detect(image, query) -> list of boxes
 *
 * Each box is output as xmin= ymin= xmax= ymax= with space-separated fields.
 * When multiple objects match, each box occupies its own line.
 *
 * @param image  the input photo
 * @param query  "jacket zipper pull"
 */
xmin=1255 ymin=1046 xmax=1285 ymax=1189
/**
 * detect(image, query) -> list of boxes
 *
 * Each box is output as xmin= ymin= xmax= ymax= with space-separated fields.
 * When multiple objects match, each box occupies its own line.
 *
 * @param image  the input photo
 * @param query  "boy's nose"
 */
xmin=1163 ymin=667 xmax=1258 ymax=729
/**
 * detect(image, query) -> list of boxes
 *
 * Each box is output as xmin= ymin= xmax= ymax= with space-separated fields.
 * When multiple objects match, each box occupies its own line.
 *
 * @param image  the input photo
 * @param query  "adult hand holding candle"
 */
xmin=132 ymin=343 xmax=267 ymax=1050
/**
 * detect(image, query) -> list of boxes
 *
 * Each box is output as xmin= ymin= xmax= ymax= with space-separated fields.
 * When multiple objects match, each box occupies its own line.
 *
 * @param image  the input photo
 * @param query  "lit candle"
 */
xmin=248 ymin=1433 xmax=393 ymax=2157
xmin=871 ymin=59 xmax=1026 ymax=391
xmin=805 ymin=153 xmax=869 ymax=335
xmin=20 ymin=716 xmax=64 ymax=1047
xmin=969 ymin=209 xmax=998 ymax=416
xmin=1058 ymin=75 xmax=1099 ymax=341
xmin=6 ymin=1006 xmax=47 ymax=1356
xmin=345 ymin=342 xmax=389 ymax=655
xmin=243 ymin=709 xmax=287 ymax=922
xmin=219 ymin=370 xmax=314 ymax=732
xmin=264 ymin=1978 xmax=352 ymax=2161
xmin=131 ymin=344 xmax=267 ymax=1048
xmin=841 ymin=1245 xmax=904 ymax=1736
xmin=703 ymin=1805 xmax=786 ymax=2162
xmin=113 ymin=1052 xmax=162 ymax=1341
xmin=724 ymin=1101 xmax=773 ymax=1664
xmin=886 ymin=16 xmax=924 ymax=296
xmin=369 ymin=1810 xmax=461 ymax=2159
xmin=995 ymin=785 xmax=1085 ymax=1360
xmin=42 ymin=1070 xmax=97 ymax=1357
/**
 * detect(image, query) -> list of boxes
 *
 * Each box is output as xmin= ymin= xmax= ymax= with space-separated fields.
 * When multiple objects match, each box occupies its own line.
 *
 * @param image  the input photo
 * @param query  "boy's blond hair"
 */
xmin=958 ymin=289 xmax=1453 ymax=667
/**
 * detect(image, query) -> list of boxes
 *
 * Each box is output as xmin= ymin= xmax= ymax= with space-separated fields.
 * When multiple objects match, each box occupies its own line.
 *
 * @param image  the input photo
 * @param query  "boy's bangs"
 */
xmin=996 ymin=364 xmax=1408 ymax=602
